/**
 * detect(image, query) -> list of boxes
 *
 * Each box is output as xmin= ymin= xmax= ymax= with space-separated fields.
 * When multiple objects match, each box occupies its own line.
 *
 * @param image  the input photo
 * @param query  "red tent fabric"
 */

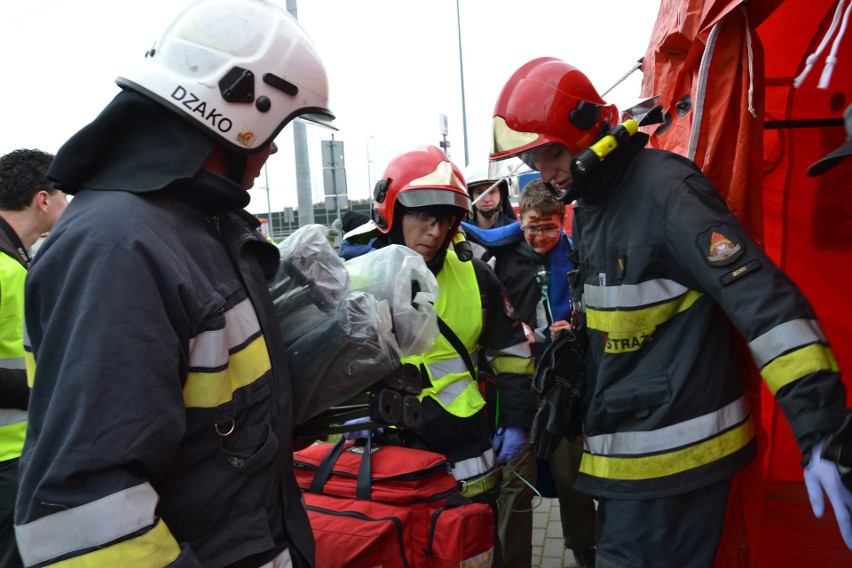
xmin=638 ymin=0 xmax=851 ymax=564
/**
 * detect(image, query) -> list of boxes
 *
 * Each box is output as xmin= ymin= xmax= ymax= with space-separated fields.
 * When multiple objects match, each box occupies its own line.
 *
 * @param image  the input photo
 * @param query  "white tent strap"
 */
xmin=818 ymin=0 xmax=852 ymax=89
xmin=744 ymin=12 xmax=756 ymax=118
xmin=794 ymin=0 xmax=847 ymax=88
xmin=688 ymin=19 xmax=721 ymax=161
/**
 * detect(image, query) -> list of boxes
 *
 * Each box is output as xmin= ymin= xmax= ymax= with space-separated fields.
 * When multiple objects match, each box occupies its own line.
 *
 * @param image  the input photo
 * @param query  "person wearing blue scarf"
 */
xmin=461 ymin=178 xmax=597 ymax=568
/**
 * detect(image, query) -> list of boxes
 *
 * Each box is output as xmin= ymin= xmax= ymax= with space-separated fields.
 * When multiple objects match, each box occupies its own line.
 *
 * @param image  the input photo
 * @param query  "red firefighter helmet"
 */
xmin=491 ymin=57 xmax=618 ymax=162
xmin=372 ymin=145 xmax=471 ymax=234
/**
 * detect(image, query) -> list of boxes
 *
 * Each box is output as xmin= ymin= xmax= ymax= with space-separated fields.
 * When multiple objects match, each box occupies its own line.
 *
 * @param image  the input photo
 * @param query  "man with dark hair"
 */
xmin=14 ymin=1 xmax=335 ymax=566
xmin=0 ymin=148 xmax=65 ymax=568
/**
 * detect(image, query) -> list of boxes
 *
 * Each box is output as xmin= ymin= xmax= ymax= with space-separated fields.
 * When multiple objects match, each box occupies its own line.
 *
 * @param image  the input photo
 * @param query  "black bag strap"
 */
xmin=436 ymin=315 xmax=476 ymax=377
xmin=355 ymin=435 xmax=373 ymax=500
xmin=309 ymin=437 xmax=347 ymax=494
xmin=308 ymin=436 xmax=375 ymax=500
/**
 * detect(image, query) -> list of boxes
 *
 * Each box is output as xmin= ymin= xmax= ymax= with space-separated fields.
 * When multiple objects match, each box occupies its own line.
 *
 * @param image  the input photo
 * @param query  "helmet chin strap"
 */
xmin=477 ymin=207 xmax=498 ymax=219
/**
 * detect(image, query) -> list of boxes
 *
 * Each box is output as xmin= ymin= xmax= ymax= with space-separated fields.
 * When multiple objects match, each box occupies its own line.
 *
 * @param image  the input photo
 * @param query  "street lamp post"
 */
xmin=366 ymin=135 xmax=375 ymax=191
xmin=455 ymin=0 xmax=469 ymax=167
xmin=264 ymin=164 xmax=274 ymax=239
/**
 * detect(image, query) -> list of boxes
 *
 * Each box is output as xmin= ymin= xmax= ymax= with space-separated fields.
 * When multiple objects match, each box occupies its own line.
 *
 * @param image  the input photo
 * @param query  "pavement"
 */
xmin=532 ymin=496 xmax=582 ymax=568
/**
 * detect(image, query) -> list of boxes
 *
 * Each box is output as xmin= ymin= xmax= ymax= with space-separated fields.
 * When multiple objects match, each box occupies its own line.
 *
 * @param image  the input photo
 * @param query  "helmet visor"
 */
xmin=296 ymin=109 xmax=337 ymax=130
xmin=397 ymin=188 xmax=472 ymax=215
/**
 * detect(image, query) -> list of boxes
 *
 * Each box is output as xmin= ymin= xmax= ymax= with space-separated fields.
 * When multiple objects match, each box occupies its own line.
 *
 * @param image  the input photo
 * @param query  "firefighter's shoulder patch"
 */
xmin=697 ymin=224 xmax=746 ymax=266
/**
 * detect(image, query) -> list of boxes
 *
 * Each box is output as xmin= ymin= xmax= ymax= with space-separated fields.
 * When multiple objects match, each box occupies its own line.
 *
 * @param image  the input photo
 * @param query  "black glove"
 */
xmin=529 ymin=378 xmax=583 ymax=460
xmin=529 ymin=329 xmax=586 ymax=460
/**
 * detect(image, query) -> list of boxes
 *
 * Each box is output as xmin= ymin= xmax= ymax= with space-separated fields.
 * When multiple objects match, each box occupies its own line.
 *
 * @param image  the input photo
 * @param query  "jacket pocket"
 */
xmin=218 ymin=422 xmax=279 ymax=474
xmin=603 ymin=373 xmax=670 ymax=418
xmin=213 ymin=376 xmax=279 ymax=473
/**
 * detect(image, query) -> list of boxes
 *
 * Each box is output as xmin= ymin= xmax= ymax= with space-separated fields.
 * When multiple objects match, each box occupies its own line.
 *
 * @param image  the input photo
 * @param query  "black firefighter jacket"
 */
xmin=570 ymin=134 xmax=848 ymax=500
xmin=16 ymin=168 xmax=315 ymax=567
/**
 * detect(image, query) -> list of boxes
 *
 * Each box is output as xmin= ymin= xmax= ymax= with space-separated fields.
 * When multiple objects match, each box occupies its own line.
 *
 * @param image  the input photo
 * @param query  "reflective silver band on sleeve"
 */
xmin=748 ymin=319 xmax=827 ymax=368
xmin=15 ymin=483 xmax=159 ymax=566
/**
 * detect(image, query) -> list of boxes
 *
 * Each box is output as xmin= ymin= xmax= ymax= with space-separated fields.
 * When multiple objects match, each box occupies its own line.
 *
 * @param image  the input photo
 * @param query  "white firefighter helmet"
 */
xmin=117 ymin=0 xmax=334 ymax=154
xmin=463 ymin=159 xmax=520 ymax=220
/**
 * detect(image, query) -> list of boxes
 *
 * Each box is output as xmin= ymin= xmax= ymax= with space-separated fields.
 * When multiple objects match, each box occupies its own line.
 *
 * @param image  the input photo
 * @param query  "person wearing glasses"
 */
xmin=344 ymin=145 xmax=535 ymax=566
xmin=463 ymin=178 xmax=597 ymax=567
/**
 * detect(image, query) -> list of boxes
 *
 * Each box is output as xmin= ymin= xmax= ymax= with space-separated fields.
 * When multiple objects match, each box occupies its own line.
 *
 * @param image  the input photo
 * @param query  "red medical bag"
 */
xmin=294 ymin=438 xmax=495 ymax=567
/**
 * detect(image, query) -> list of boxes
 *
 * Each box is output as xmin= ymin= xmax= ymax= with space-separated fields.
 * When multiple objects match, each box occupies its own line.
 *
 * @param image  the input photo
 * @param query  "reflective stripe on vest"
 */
xmin=0 ymin=356 xmax=25 ymax=370
xmin=431 ymin=377 xmax=476 ymax=408
xmin=15 ymin=482 xmax=179 ymax=567
xmin=451 ymin=448 xmax=496 ymax=480
xmin=580 ymin=395 xmax=754 ymax=481
xmin=427 ymin=349 xmax=479 ymax=379
xmin=402 ymin=251 xmax=484 ymax=418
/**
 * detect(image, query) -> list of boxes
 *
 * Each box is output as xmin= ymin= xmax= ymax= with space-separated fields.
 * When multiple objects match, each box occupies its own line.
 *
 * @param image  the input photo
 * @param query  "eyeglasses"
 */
xmin=406 ymin=211 xmax=457 ymax=228
xmin=522 ymin=225 xmax=561 ymax=236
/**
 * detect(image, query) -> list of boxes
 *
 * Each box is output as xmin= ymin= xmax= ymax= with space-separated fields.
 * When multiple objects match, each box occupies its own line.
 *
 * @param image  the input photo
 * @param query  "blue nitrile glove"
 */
xmin=341 ymin=417 xmax=381 ymax=441
xmin=804 ymin=440 xmax=852 ymax=549
xmin=492 ymin=427 xmax=527 ymax=465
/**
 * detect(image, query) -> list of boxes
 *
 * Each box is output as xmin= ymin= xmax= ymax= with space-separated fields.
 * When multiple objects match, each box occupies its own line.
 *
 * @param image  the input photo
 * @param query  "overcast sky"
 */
xmin=0 ymin=0 xmax=660 ymax=218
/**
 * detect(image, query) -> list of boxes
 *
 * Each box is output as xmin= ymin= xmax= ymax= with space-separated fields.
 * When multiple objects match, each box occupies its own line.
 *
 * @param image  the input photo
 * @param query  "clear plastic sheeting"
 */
xmin=286 ymin=291 xmax=400 ymax=425
xmin=344 ymin=244 xmax=439 ymax=356
xmin=270 ymin=224 xmax=349 ymax=313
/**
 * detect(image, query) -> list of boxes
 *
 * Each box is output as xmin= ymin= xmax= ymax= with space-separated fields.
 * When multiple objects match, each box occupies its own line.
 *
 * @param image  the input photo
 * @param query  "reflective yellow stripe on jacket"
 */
xmin=582 ymin=278 xmax=751 ymax=481
xmin=402 ymin=251 xmax=484 ymax=418
xmin=16 ymin=297 xmax=274 ymax=565
xmin=183 ymin=298 xmax=272 ymax=408
xmin=585 ymin=278 xmax=703 ymax=354
xmin=580 ymin=396 xmax=754 ymax=480
xmin=749 ymin=318 xmax=840 ymax=394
